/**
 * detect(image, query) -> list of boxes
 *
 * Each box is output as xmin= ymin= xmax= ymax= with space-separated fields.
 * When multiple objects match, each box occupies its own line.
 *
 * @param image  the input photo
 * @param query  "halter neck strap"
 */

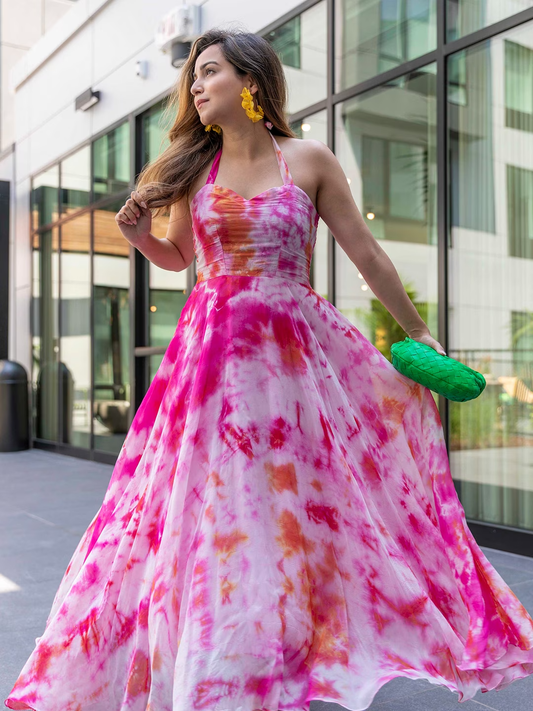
xmin=205 ymin=128 xmax=294 ymax=186
xmin=269 ymin=131 xmax=293 ymax=185
xmin=205 ymin=149 xmax=222 ymax=185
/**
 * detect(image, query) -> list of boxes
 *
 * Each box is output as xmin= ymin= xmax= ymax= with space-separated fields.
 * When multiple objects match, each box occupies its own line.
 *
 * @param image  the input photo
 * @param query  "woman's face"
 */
xmin=190 ymin=43 xmax=254 ymax=127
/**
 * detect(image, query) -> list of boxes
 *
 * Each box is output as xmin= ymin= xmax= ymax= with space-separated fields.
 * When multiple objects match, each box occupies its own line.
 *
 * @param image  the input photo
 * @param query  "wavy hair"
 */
xmin=136 ymin=28 xmax=296 ymax=218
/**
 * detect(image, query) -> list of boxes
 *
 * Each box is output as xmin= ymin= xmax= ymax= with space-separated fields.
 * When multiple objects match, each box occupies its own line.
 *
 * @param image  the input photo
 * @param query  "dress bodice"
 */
xmin=190 ymin=130 xmax=319 ymax=286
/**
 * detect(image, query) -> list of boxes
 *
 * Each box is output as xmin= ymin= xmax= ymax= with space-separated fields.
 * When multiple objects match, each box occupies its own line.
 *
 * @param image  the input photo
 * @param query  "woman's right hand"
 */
xmin=115 ymin=190 xmax=152 ymax=243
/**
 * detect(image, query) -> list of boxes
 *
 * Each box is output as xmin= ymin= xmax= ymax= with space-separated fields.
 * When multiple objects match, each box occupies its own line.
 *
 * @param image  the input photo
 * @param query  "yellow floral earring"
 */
xmin=205 ymin=124 xmax=222 ymax=133
xmin=240 ymin=87 xmax=264 ymax=123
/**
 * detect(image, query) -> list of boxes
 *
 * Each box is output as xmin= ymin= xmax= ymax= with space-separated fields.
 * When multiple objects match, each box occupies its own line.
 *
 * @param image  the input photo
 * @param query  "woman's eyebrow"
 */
xmin=192 ymin=61 xmax=220 ymax=79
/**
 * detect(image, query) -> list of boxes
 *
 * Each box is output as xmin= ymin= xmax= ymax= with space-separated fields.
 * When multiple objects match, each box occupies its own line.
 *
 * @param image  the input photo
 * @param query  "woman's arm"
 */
xmin=115 ymin=191 xmax=195 ymax=272
xmin=309 ymin=141 xmax=445 ymax=354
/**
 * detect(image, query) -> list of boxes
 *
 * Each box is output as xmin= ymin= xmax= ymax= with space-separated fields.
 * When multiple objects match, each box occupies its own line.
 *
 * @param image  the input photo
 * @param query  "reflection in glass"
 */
xmin=140 ymin=99 xmax=190 ymax=383
xmin=265 ymin=1 xmax=327 ymax=115
xmin=93 ymin=200 xmax=131 ymax=453
xmin=335 ymin=64 xmax=438 ymax=366
xmin=141 ymin=100 xmax=172 ymax=166
xmin=60 ymin=214 xmax=91 ymax=448
xmin=61 ymin=145 xmax=90 ymax=216
xmin=33 ymin=228 xmax=60 ymax=441
xmin=267 ymin=15 xmax=301 ymax=68
xmin=93 ymin=122 xmax=130 ymax=201
xmin=32 ymin=166 xmax=59 ymax=230
xmin=505 ymin=39 xmax=533 ymax=133
xmin=290 ymin=109 xmax=329 ymax=299
xmin=335 ymin=0 xmax=437 ymax=92
xmin=447 ymin=0 xmax=531 ymax=42
xmin=149 ymin=262 xmax=188 ymax=382
xmin=448 ymin=24 xmax=533 ymax=530
xmin=149 ymin=354 xmax=164 ymax=382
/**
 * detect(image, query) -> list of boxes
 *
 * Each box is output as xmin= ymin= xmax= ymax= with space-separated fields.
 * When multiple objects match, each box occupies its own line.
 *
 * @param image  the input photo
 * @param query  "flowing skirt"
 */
xmin=5 ymin=275 xmax=533 ymax=711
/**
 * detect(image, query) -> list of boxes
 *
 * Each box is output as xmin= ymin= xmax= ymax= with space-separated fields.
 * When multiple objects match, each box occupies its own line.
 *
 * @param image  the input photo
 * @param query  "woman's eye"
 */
xmin=206 ymin=69 xmax=214 ymax=75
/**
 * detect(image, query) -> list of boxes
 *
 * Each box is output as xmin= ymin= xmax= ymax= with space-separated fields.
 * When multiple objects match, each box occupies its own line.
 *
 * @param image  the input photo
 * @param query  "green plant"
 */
xmin=355 ymin=279 xmax=431 ymax=361
xmin=449 ymin=387 xmax=499 ymax=450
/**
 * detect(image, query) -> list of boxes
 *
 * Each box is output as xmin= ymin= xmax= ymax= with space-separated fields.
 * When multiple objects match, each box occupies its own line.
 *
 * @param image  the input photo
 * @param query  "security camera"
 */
xmin=136 ymin=60 xmax=148 ymax=79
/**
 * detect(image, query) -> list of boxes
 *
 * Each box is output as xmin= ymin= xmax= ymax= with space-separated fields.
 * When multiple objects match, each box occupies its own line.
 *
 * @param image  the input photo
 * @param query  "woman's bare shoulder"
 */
xmin=276 ymin=136 xmax=335 ymax=195
xmin=277 ymin=135 xmax=333 ymax=168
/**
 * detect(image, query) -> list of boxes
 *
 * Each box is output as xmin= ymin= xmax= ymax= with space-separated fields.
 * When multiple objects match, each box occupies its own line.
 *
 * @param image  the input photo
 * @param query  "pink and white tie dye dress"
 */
xmin=6 ymin=129 xmax=533 ymax=711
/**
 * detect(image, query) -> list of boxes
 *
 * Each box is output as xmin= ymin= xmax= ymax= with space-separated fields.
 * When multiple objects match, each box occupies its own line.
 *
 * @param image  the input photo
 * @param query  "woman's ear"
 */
xmin=247 ymin=76 xmax=259 ymax=96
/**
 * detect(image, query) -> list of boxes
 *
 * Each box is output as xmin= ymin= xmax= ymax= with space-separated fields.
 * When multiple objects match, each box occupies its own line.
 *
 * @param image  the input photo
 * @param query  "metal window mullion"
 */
xmin=57 ymin=225 xmax=63 ymax=446
xmin=128 ymin=113 xmax=138 ymax=425
xmin=56 ymin=162 xmax=62 ymax=446
xmin=89 ymin=148 xmax=95 ymax=451
xmin=132 ymin=111 xmax=149 ymax=412
xmin=327 ymin=0 xmax=336 ymax=307
xmin=437 ymin=0 xmax=449 ymax=450
xmin=29 ymin=188 xmax=34 ymax=443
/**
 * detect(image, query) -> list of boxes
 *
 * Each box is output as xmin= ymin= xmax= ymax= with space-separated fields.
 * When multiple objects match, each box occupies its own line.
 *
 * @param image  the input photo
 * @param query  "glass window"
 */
xmin=61 ymin=145 xmax=90 ymax=216
xmin=93 ymin=197 xmax=131 ymax=454
xmin=148 ymin=213 xmax=188 ymax=382
xmin=447 ymin=21 xmax=533 ymax=531
xmin=265 ymin=1 xmax=327 ymax=115
xmin=335 ymin=63 xmax=438 ymax=367
xmin=138 ymin=101 xmax=189 ymax=382
xmin=31 ymin=166 xmax=59 ymax=230
xmin=267 ymin=15 xmax=301 ymax=69
xmin=335 ymin=0 xmax=437 ymax=92
xmin=60 ymin=214 xmax=92 ymax=449
xmin=93 ymin=122 xmax=130 ymax=201
xmin=505 ymin=39 xmax=533 ymax=132
xmin=290 ymin=109 xmax=329 ymax=300
xmin=33 ymin=228 xmax=60 ymax=441
xmin=31 ymin=233 xmax=40 ymax=440
xmin=149 ymin=262 xmax=188 ymax=381
xmin=141 ymin=99 xmax=172 ymax=166
xmin=507 ymin=164 xmax=533 ymax=258
xmin=447 ymin=0 xmax=532 ymax=43
xmin=149 ymin=354 xmax=165 ymax=382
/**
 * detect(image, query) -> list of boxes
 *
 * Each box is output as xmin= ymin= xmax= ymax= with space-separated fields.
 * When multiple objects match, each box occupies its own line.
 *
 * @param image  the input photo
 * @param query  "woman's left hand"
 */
xmin=409 ymin=331 xmax=447 ymax=356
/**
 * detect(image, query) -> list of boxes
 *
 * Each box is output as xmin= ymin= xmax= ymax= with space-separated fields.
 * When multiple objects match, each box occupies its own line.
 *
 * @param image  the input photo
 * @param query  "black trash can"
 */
xmin=0 ymin=359 xmax=29 ymax=452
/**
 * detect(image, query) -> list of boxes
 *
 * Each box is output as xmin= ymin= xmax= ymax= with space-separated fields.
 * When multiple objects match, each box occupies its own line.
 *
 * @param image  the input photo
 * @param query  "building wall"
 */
xmin=0 ymin=0 xmax=78 ymax=152
xmin=6 ymin=0 xmax=302 ymax=374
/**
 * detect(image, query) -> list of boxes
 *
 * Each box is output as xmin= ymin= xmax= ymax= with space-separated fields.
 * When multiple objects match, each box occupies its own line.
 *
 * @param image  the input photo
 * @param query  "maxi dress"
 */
xmin=5 ymin=129 xmax=533 ymax=711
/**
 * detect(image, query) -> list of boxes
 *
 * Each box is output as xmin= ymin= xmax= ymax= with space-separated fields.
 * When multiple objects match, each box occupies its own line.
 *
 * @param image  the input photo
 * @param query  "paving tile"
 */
xmin=0 ymin=628 xmax=40 ymax=700
xmin=0 ymin=556 xmax=69 ymax=588
xmin=309 ymin=683 xmax=496 ymax=711
xmin=472 ymin=672 xmax=533 ymax=711
xmin=3 ymin=451 xmax=533 ymax=711
xmin=481 ymin=546 xmax=533 ymax=576
xmin=0 ymin=578 xmax=61 ymax=633
xmin=365 ymin=684 xmax=497 ymax=710
xmin=507 ymin=579 xmax=533 ymax=616
xmin=308 ymin=676 xmax=435 ymax=710
xmin=482 ymin=562 xmax=533 ymax=587
xmin=0 ymin=512 xmax=81 ymax=553
xmin=364 ymin=675 xmax=434 ymax=706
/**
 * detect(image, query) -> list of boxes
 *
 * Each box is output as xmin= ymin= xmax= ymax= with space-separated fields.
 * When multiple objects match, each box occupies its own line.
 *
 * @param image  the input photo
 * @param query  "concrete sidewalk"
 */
xmin=1 ymin=449 xmax=533 ymax=711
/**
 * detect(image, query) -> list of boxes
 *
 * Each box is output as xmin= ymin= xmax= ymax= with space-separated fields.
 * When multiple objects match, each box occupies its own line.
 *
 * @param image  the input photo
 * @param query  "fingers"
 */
xmin=117 ymin=203 xmax=137 ymax=225
xmin=116 ymin=210 xmax=132 ymax=226
xmin=116 ymin=191 xmax=148 ymax=226
xmin=133 ymin=190 xmax=148 ymax=209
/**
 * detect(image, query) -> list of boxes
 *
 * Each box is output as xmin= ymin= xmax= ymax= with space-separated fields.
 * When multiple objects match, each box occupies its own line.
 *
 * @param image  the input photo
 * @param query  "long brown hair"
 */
xmin=136 ymin=28 xmax=297 ymax=218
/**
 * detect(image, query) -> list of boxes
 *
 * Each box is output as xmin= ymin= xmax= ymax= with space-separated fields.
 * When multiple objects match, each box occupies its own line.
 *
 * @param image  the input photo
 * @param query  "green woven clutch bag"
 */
xmin=390 ymin=337 xmax=486 ymax=402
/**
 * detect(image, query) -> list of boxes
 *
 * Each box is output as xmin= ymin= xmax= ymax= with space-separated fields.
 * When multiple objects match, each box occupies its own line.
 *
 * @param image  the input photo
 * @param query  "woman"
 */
xmin=6 ymin=27 xmax=533 ymax=711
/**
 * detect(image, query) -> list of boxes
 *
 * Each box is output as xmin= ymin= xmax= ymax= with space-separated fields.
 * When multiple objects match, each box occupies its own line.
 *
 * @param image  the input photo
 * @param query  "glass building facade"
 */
xmin=30 ymin=0 xmax=533 ymax=554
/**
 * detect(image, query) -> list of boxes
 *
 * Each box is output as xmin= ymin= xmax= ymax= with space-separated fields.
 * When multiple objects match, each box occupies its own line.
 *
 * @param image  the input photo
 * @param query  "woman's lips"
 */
xmin=197 ymin=99 xmax=208 ymax=108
